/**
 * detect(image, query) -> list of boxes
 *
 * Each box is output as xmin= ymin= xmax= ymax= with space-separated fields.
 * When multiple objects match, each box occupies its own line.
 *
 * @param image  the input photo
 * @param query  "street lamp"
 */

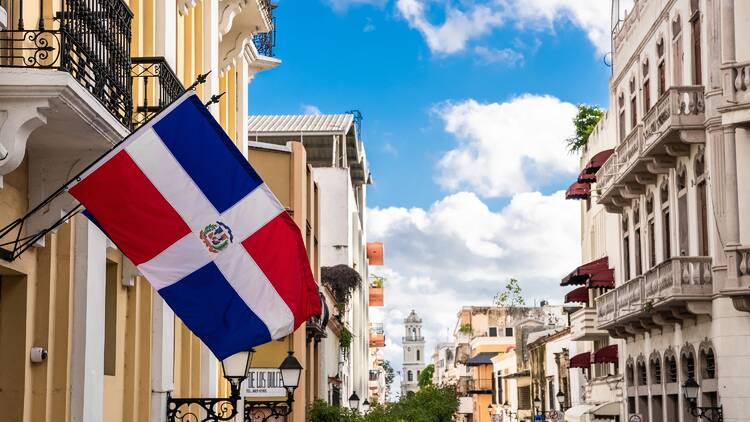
xmin=167 ymin=349 xmax=256 ymax=421
xmin=362 ymin=399 xmax=371 ymax=414
xmin=244 ymin=351 xmax=304 ymax=422
xmin=533 ymin=396 xmax=543 ymax=415
xmin=556 ymin=390 xmax=566 ymax=410
xmin=349 ymin=392 xmax=360 ymax=410
xmin=682 ymin=376 xmax=723 ymax=422
xmin=502 ymin=401 xmax=518 ymax=421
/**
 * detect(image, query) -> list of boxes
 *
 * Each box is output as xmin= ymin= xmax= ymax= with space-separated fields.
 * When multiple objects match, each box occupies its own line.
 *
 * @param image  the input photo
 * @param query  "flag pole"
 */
xmin=0 ymin=72 xmax=214 ymax=261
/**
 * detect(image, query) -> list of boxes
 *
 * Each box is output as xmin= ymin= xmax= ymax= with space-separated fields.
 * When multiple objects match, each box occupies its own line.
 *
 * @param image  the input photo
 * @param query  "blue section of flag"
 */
xmin=153 ymin=95 xmax=264 ymax=213
xmin=158 ymin=262 xmax=272 ymax=359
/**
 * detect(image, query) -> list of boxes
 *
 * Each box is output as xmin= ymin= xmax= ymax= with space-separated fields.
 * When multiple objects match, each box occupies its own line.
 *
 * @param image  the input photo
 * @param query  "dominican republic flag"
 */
xmin=68 ymin=92 xmax=321 ymax=359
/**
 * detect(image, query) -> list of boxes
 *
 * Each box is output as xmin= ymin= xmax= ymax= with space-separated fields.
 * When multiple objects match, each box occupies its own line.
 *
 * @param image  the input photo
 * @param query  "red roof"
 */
xmin=564 ymin=286 xmax=589 ymax=304
xmin=570 ymin=352 xmax=591 ymax=369
xmin=566 ymin=181 xmax=591 ymax=200
xmin=593 ymin=345 xmax=618 ymax=364
xmin=582 ymin=149 xmax=614 ymax=175
xmin=561 ymin=257 xmax=610 ymax=286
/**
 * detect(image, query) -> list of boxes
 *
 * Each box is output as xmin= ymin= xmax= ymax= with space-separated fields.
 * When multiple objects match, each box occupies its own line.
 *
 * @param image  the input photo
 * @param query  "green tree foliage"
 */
xmin=566 ymin=104 xmax=604 ymax=153
xmin=381 ymin=360 xmax=396 ymax=399
xmin=418 ymin=364 xmax=435 ymax=388
xmin=307 ymin=385 xmax=459 ymax=422
xmin=494 ymin=278 xmax=526 ymax=308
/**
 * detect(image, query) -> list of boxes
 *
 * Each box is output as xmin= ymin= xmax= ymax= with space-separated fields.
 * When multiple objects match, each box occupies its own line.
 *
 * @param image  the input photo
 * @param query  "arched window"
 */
xmin=657 ymin=37 xmax=667 ymax=95
xmin=646 ymin=193 xmax=656 ymax=269
xmin=626 ymin=359 xmax=635 ymax=387
xmin=660 ymin=180 xmax=672 ymax=261
xmin=695 ymin=150 xmax=709 ymax=256
xmin=642 ymin=58 xmax=651 ymax=112
xmin=633 ymin=201 xmax=643 ymax=276
xmin=677 ymin=166 xmax=689 ymax=256
xmin=664 ymin=351 xmax=678 ymax=383
xmin=637 ymin=358 xmax=648 ymax=386
xmin=408 ymin=371 xmax=413 ymax=382
xmin=700 ymin=345 xmax=716 ymax=379
xmin=650 ymin=351 xmax=662 ymax=385
xmin=417 ymin=350 xmax=421 ymax=361
xmin=623 ymin=214 xmax=631 ymax=280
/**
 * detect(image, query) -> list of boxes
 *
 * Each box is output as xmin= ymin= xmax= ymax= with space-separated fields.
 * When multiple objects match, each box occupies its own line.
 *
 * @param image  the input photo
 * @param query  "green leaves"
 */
xmin=417 ymin=364 xmax=435 ymax=388
xmin=566 ymin=104 xmax=604 ymax=153
xmin=494 ymin=278 xmax=526 ymax=307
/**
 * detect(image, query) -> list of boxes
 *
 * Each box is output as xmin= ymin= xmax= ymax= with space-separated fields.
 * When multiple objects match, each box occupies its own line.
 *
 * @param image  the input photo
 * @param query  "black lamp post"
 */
xmin=362 ymin=399 xmax=371 ymax=414
xmin=502 ymin=401 xmax=518 ymax=421
xmin=682 ymin=376 xmax=723 ymax=422
xmin=244 ymin=351 xmax=304 ymax=422
xmin=556 ymin=390 xmax=566 ymax=411
xmin=349 ymin=392 xmax=360 ymax=410
xmin=167 ymin=349 xmax=254 ymax=421
xmin=533 ymin=395 xmax=544 ymax=417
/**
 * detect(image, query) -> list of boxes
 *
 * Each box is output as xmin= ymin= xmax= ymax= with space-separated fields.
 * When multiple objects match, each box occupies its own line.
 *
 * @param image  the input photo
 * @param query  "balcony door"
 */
xmin=672 ymin=16 xmax=684 ymax=86
xmin=690 ymin=0 xmax=702 ymax=85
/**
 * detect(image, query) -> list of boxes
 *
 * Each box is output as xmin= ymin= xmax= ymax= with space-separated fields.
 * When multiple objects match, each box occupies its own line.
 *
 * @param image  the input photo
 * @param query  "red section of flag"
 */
xmin=69 ymin=151 xmax=191 ymax=265
xmin=242 ymin=212 xmax=321 ymax=327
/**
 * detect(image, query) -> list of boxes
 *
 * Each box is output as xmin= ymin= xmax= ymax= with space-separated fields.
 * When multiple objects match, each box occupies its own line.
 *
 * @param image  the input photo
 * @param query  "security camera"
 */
xmin=30 ymin=347 xmax=48 ymax=363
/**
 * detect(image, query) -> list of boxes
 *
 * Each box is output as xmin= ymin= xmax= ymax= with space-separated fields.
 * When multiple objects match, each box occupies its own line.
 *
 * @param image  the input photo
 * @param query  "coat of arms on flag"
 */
xmin=68 ymin=92 xmax=321 ymax=359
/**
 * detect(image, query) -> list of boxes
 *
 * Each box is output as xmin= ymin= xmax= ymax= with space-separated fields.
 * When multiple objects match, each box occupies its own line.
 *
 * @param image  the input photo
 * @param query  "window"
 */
xmin=634 ymin=203 xmax=642 ymax=276
xmin=657 ymin=38 xmax=667 ymax=95
xmin=647 ymin=195 xmax=656 ymax=268
xmin=505 ymin=327 xmax=513 ymax=337
xmin=408 ymin=371 xmax=413 ymax=382
xmin=518 ymin=385 xmax=531 ymax=409
xmin=690 ymin=0 xmax=702 ymax=84
xmin=702 ymin=348 xmax=716 ymax=379
xmin=638 ymin=361 xmax=648 ymax=386
xmin=661 ymin=181 xmax=672 ymax=261
xmin=417 ymin=350 xmax=421 ymax=361
xmin=630 ymin=78 xmax=638 ymax=129
xmin=619 ymin=94 xmax=627 ymax=141
xmin=682 ymin=351 xmax=696 ymax=380
xmin=672 ymin=15 xmax=684 ymax=85
xmin=623 ymin=215 xmax=631 ymax=281
xmin=104 ymin=258 xmax=119 ymax=376
xmin=651 ymin=357 xmax=662 ymax=384
xmin=695 ymin=152 xmax=709 ymax=256
xmin=549 ymin=380 xmax=555 ymax=409
xmin=665 ymin=354 xmax=678 ymax=383
xmin=677 ymin=167 xmax=689 ymax=256
xmin=489 ymin=327 xmax=498 ymax=337
xmin=642 ymin=59 xmax=651 ymax=112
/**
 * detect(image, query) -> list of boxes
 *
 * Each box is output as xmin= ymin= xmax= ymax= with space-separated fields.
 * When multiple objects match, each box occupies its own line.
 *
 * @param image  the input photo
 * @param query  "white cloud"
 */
xmin=473 ymin=46 xmax=524 ymax=66
xmin=326 ymin=0 xmax=387 ymax=13
xmin=367 ymin=189 xmax=580 ymax=393
xmin=396 ymin=0 xmax=503 ymax=54
xmin=393 ymin=0 xmax=616 ymax=56
xmin=435 ymin=94 xmax=579 ymax=197
xmin=301 ymin=104 xmax=322 ymax=115
xmin=506 ymin=0 xmax=613 ymax=54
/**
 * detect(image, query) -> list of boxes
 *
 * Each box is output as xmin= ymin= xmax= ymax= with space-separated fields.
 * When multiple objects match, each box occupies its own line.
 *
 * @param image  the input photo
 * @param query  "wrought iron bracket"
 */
xmin=244 ymin=391 xmax=294 ymax=422
xmin=689 ymin=403 xmax=723 ymax=422
xmin=166 ymin=391 xmax=240 ymax=422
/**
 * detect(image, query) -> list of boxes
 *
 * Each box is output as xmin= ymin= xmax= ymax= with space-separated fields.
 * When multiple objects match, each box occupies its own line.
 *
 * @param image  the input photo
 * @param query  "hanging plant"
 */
xmin=339 ymin=325 xmax=353 ymax=359
xmin=321 ymin=264 xmax=362 ymax=316
xmin=458 ymin=324 xmax=472 ymax=335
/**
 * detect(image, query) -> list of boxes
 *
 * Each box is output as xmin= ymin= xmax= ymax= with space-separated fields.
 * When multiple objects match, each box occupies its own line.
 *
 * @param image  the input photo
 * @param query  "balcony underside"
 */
xmin=598 ymin=87 xmax=706 ymax=213
xmin=596 ymin=257 xmax=713 ymax=339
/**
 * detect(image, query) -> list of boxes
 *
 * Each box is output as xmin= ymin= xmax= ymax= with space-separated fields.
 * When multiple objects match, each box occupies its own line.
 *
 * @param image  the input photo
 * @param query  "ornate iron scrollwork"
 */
xmin=166 ymin=393 xmax=239 ymax=422
xmin=244 ymin=391 xmax=294 ymax=422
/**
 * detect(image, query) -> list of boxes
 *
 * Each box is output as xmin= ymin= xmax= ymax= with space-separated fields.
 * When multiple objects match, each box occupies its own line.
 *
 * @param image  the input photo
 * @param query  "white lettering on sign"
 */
xmin=241 ymin=368 xmax=287 ymax=398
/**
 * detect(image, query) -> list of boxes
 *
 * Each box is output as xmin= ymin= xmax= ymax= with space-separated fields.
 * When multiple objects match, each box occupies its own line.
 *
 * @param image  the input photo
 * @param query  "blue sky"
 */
xmin=249 ymin=0 xmax=611 ymax=209
xmin=249 ymin=0 xmax=622 ymax=394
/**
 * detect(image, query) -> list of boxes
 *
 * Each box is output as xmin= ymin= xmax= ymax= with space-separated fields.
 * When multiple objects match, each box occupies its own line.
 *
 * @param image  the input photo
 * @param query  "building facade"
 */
xmin=401 ymin=310 xmax=425 ymax=395
xmin=247 ymin=112 xmax=374 ymax=408
xmin=562 ymin=1 xmax=750 ymax=421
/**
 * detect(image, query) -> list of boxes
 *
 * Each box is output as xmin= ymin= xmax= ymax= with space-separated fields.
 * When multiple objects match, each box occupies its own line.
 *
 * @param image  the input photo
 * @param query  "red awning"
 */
xmin=588 ymin=268 xmax=615 ymax=288
xmin=581 ymin=149 xmax=615 ymax=176
xmin=561 ymin=257 xmax=610 ymax=286
xmin=593 ymin=345 xmax=618 ymax=364
xmin=570 ymin=352 xmax=591 ymax=369
xmin=577 ymin=168 xmax=597 ymax=184
xmin=565 ymin=286 xmax=589 ymax=304
xmin=566 ymin=181 xmax=591 ymax=200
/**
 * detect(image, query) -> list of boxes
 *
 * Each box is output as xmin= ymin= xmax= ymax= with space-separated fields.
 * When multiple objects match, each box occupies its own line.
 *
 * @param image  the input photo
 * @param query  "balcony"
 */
xmin=720 ymin=61 xmax=750 ymax=121
xmin=724 ymin=245 xmax=750 ymax=312
xmin=596 ymin=257 xmax=713 ymax=337
xmin=570 ymin=307 xmax=608 ymax=341
xmin=466 ymin=378 xmax=493 ymax=394
xmin=369 ymin=322 xmax=385 ymax=347
xmin=131 ymin=57 xmax=184 ymax=128
xmin=597 ymin=87 xmax=706 ymax=211
xmin=402 ymin=336 xmax=424 ymax=343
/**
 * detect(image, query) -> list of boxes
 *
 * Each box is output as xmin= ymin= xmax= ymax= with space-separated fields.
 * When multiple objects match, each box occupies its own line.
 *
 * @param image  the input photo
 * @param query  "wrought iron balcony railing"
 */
xmin=0 ymin=0 xmax=133 ymax=128
xmin=253 ymin=17 xmax=276 ymax=57
xmin=131 ymin=56 xmax=184 ymax=128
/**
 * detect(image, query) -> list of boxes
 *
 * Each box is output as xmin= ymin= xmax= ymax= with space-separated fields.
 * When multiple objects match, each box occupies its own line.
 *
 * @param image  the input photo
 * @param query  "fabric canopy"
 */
xmin=565 ymin=286 xmax=589 ymax=304
xmin=588 ymin=268 xmax=615 ymax=288
xmin=593 ymin=345 xmax=618 ymax=364
xmin=466 ymin=352 xmax=498 ymax=366
xmin=566 ymin=181 xmax=591 ymax=200
xmin=561 ymin=257 xmax=613 ymax=287
xmin=581 ymin=149 xmax=614 ymax=177
xmin=569 ymin=352 xmax=591 ymax=369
